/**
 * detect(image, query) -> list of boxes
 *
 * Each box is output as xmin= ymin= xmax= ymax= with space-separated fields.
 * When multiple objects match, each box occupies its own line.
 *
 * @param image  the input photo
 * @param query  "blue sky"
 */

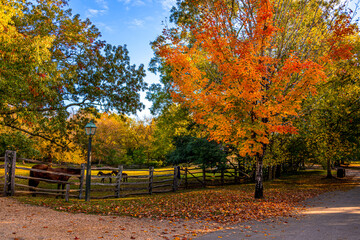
xmin=67 ymin=0 xmax=177 ymax=119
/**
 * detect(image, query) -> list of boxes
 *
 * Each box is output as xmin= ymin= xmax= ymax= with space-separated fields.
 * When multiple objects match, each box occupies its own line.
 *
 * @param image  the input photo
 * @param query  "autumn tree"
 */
xmin=156 ymin=0 xmax=358 ymax=198
xmin=89 ymin=113 xmax=161 ymax=167
xmin=90 ymin=113 xmax=132 ymax=165
xmin=35 ymin=134 xmax=85 ymax=164
xmin=147 ymin=0 xmax=211 ymax=115
xmin=122 ymin=117 xmax=155 ymax=166
xmin=300 ymin=35 xmax=360 ymax=177
xmin=0 ymin=0 xmax=147 ymax=149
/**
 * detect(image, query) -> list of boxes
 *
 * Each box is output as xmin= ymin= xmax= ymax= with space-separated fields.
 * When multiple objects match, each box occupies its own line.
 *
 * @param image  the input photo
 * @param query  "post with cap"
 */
xmin=85 ymin=120 xmax=97 ymax=201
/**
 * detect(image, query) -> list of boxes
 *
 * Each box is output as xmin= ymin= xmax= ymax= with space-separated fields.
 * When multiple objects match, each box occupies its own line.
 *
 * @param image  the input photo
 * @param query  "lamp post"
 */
xmin=85 ymin=120 xmax=97 ymax=201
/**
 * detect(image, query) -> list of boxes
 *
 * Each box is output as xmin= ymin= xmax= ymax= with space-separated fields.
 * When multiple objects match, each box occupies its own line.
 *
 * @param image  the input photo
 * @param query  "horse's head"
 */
xmin=111 ymin=170 xmax=119 ymax=176
xmin=97 ymin=171 xmax=104 ymax=176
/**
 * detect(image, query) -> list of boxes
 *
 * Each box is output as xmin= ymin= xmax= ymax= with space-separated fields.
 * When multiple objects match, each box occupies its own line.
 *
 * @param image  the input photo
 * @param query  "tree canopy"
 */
xmin=155 ymin=0 xmax=358 ymax=198
xmin=0 ymin=0 xmax=147 ymax=148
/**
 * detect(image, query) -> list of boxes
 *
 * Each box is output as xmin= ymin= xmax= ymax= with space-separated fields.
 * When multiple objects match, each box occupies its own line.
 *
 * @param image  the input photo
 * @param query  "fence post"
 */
xmin=3 ymin=153 xmax=8 ymax=196
xmin=78 ymin=163 xmax=85 ymax=199
xmin=173 ymin=166 xmax=179 ymax=192
xmin=65 ymin=183 xmax=70 ymax=202
xmin=3 ymin=150 xmax=16 ymax=196
xmin=149 ymin=167 xmax=154 ymax=195
xmin=185 ymin=167 xmax=188 ymax=189
xmin=116 ymin=165 xmax=123 ymax=198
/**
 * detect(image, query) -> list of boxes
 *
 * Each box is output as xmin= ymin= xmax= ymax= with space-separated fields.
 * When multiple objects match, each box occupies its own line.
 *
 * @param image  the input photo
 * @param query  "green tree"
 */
xmin=150 ymin=104 xmax=202 ymax=162
xmin=167 ymin=135 xmax=227 ymax=169
xmin=0 ymin=131 xmax=39 ymax=159
xmin=301 ymin=36 xmax=360 ymax=177
xmin=1 ymin=0 xmax=147 ymax=148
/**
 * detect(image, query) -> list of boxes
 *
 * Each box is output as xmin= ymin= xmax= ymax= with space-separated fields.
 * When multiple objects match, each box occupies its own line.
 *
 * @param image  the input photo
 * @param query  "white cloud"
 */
xmin=118 ymin=0 xmax=147 ymax=6
xmin=159 ymin=0 xmax=176 ymax=11
xmin=118 ymin=0 xmax=131 ymax=4
xmin=96 ymin=22 xmax=114 ymax=32
xmin=87 ymin=8 xmax=107 ymax=17
xmin=86 ymin=0 xmax=109 ymax=17
xmin=96 ymin=0 xmax=109 ymax=10
xmin=130 ymin=18 xmax=145 ymax=27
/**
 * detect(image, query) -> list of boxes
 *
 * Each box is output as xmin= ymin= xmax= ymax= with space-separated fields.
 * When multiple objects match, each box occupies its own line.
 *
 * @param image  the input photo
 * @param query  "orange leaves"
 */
xmin=268 ymin=125 xmax=297 ymax=135
xmin=158 ymin=0 xmax=358 ymax=159
xmin=253 ymin=0 xmax=275 ymax=43
xmin=327 ymin=13 xmax=358 ymax=58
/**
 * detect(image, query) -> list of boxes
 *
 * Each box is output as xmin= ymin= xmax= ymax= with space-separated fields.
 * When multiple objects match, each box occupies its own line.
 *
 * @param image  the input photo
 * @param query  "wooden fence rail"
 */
xmin=2 ymin=152 xmax=180 ymax=200
xmin=17 ymin=157 xmax=43 ymax=164
xmin=179 ymin=166 xmax=248 ymax=188
xmin=2 ymin=151 xmax=251 ymax=200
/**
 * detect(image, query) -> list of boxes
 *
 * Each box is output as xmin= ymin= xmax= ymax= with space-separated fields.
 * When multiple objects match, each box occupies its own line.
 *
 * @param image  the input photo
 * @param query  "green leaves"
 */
xmin=167 ymin=135 xmax=227 ymax=168
xmin=0 ymin=0 xmax=147 ymax=148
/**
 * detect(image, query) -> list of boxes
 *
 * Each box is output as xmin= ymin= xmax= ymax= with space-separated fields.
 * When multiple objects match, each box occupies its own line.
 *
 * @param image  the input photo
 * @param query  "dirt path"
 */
xmin=195 ymin=168 xmax=360 ymax=240
xmin=0 ymin=197 xmax=219 ymax=240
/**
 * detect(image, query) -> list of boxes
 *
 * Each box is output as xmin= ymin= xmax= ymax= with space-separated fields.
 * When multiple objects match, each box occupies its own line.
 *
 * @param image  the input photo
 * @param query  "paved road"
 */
xmin=196 ymin=185 xmax=360 ymax=240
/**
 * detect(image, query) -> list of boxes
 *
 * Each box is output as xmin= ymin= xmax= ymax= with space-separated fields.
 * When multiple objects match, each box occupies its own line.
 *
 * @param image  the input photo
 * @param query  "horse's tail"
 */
xmin=28 ymin=179 xmax=37 ymax=188
xmin=29 ymin=168 xmax=34 ymax=187
xmin=29 ymin=166 xmax=40 ymax=196
xmin=28 ymin=178 xmax=37 ymax=197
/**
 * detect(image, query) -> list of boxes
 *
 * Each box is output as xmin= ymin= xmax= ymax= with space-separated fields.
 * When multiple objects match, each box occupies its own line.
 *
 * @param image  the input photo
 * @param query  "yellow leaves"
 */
xmin=0 ymin=0 xmax=24 ymax=38
xmin=35 ymin=135 xmax=85 ymax=164
xmin=0 ymin=0 xmax=54 ymax=66
xmin=31 ymin=35 xmax=55 ymax=65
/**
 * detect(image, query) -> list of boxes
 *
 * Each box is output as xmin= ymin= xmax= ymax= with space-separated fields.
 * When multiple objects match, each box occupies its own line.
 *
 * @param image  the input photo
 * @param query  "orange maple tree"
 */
xmin=157 ymin=0 xmax=357 ymax=198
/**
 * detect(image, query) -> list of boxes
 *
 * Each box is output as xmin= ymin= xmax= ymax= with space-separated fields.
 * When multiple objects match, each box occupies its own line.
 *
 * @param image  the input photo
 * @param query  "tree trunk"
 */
xmin=275 ymin=164 xmax=281 ymax=178
xmin=326 ymin=157 xmax=333 ymax=178
xmin=326 ymin=137 xmax=333 ymax=178
xmin=254 ymin=152 xmax=264 ymax=199
xmin=268 ymin=166 xmax=272 ymax=180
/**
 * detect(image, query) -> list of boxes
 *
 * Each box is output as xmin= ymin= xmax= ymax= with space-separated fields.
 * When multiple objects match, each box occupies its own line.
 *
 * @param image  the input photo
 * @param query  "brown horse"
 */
xmin=97 ymin=171 xmax=113 ymax=183
xmin=29 ymin=164 xmax=81 ymax=197
xmin=112 ymin=170 xmax=128 ymax=182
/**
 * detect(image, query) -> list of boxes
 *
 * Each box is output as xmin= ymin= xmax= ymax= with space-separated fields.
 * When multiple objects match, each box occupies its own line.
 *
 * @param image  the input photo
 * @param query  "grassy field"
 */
xmin=14 ymin=168 xmax=359 ymax=225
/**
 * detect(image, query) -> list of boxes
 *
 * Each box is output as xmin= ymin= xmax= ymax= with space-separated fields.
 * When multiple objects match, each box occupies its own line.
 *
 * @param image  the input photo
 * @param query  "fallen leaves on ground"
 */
xmin=16 ymin=170 xmax=358 ymax=225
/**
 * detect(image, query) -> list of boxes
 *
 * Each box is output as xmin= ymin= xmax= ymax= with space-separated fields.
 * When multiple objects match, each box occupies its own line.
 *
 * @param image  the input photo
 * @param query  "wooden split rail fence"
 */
xmin=0 ymin=151 xmax=248 ymax=201
xmin=89 ymin=166 xmax=180 ymax=199
xmin=0 ymin=151 xmax=181 ymax=201
xmin=180 ymin=166 xmax=249 ymax=188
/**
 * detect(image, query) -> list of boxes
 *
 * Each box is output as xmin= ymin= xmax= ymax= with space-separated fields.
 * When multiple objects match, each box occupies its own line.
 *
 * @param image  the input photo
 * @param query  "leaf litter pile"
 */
xmin=17 ymin=170 xmax=357 ymax=225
